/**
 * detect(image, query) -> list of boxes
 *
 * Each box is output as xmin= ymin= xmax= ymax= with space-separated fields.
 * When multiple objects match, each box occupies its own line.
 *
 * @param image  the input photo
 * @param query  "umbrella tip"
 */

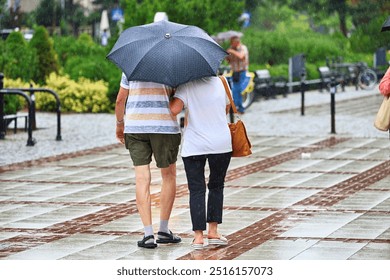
xmin=164 ymin=33 xmax=172 ymax=39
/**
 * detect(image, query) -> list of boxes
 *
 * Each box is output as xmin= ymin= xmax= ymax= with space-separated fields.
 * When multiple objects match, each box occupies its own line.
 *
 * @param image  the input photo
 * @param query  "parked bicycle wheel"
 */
xmin=242 ymin=88 xmax=255 ymax=109
xmin=358 ymin=68 xmax=377 ymax=90
xmin=241 ymin=72 xmax=255 ymax=109
xmin=224 ymin=71 xmax=256 ymax=109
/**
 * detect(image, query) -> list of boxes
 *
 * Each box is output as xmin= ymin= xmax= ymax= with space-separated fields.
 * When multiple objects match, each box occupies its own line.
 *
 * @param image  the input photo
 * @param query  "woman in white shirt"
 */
xmin=170 ymin=76 xmax=232 ymax=249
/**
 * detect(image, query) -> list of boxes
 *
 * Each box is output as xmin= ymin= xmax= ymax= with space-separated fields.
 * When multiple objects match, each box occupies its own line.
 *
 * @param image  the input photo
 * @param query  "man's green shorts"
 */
xmin=124 ymin=133 xmax=181 ymax=168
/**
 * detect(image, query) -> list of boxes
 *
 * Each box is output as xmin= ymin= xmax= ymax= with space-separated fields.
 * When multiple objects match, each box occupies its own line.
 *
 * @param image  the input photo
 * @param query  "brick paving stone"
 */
xmin=0 ymin=86 xmax=389 ymax=260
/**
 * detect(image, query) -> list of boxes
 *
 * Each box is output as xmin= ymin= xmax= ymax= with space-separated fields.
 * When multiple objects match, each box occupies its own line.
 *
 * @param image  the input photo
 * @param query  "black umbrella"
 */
xmin=106 ymin=20 xmax=228 ymax=87
xmin=381 ymin=16 xmax=390 ymax=32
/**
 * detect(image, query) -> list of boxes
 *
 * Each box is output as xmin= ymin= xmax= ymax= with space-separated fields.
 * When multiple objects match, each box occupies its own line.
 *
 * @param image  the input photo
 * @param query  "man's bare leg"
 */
xmin=135 ymin=165 xmax=152 ymax=228
xmin=159 ymin=163 xmax=177 ymax=221
xmin=156 ymin=163 xmax=181 ymax=243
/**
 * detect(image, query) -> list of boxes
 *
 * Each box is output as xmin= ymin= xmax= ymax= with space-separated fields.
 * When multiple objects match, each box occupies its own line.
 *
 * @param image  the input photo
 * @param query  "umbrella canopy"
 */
xmin=381 ymin=16 xmax=390 ymax=32
xmin=106 ymin=20 xmax=228 ymax=87
xmin=213 ymin=30 xmax=243 ymax=43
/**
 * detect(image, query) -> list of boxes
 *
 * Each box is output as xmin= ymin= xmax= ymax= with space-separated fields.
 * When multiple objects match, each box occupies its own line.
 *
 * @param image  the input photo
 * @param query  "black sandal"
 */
xmin=156 ymin=230 xmax=181 ymax=244
xmin=137 ymin=235 xmax=157 ymax=249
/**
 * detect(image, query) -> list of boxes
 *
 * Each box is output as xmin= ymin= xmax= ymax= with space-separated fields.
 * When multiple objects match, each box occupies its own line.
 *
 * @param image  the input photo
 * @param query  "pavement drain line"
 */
xmin=178 ymin=138 xmax=390 ymax=260
xmin=0 ymin=143 xmax=123 ymax=173
xmin=1 ymin=136 xmax=389 ymax=259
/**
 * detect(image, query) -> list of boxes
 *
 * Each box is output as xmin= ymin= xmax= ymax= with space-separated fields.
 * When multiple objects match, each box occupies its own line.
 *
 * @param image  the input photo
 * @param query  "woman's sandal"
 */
xmin=137 ymin=235 xmax=157 ymax=249
xmin=208 ymin=235 xmax=228 ymax=246
xmin=191 ymin=239 xmax=204 ymax=250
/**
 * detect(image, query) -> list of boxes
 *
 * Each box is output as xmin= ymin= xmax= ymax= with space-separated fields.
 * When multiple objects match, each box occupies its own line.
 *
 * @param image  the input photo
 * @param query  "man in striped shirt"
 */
xmin=115 ymin=73 xmax=181 ymax=248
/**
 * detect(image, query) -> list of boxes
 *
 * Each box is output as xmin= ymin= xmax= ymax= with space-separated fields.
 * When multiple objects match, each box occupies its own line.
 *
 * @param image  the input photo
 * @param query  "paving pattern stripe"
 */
xmin=1 ymin=206 xmax=388 ymax=236
xmin=0 ymin=201 xmax=121 ymax=207
xmin=0 ymin=143 xmax=123 ymax=173
xmin=0 ymin=137 xmax=343 ymax=258
xmin=178 ymin=208 xmax=301 ymax=260
xmin=177 ymin=149 xmax=390 ymax=259
xmin=0 ymin=137 xmax=387 ymax=259
xmin=225 ymin=137 xmax=349 ymax=181
xmin=295 ymin=160 xmax=390 ymax=207
xmin=0 ymin=179 xmax=140 ymax=186
xmin=274 ymin=236 xmax=390 ymax=244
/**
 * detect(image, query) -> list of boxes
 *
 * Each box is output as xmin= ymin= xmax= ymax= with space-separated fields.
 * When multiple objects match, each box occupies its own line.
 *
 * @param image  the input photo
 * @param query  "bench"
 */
xmin=318 ymin=66 xmax=345 ymax=92
xmin=254 ymin=69 xmax=273 ymax=98
xmin=3 ymin=113 xmax=28 ymax=134
xmin=254 ymin=69 xmax=287 ymax=99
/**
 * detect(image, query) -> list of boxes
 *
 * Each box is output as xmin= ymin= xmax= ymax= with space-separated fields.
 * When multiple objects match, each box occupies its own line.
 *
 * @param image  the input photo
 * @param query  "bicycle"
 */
xmin=219 ymin=65 xmax=256 ymax=109
xmin=355 ymin=62 xmax=378 ymax=90
xmin=328 ymin=57 xmax=378 ymax=91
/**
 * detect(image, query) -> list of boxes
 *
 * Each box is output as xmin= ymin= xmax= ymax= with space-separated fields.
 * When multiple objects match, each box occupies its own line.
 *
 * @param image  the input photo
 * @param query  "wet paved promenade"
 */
xmin=0 ymin=86 xmax=389 ymax=261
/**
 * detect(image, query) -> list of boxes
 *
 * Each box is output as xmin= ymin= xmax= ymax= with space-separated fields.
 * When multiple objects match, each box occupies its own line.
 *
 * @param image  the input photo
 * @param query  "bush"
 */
xmin=54 ymin=33 xmax=121 ymax=106
xmin=34 ymin=73 xmax=111 ymax=113
xmin=243 ymin=29 xmax=291 ymax=66
xmin=3 ymin=78 xmax=36 ymax=114
xmin=349 ymin=15 xmax=389 ymax=53
xmin=1 ymin=31 xmax=37 ymax=82
xmin=29 ymin=26 xmax=59 ymax=84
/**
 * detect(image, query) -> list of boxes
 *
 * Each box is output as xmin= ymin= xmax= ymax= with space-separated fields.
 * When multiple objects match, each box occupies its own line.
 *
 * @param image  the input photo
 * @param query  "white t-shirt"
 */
xmin=174 ymin=76 xmax=232 ymax=157
xmin=120 ymin=73 xmax=180 ymax=134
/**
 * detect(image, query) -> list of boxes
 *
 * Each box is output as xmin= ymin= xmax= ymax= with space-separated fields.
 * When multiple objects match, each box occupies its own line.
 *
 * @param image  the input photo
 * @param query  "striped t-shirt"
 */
xmin=120 ymin=73 xmax=180 ymax=134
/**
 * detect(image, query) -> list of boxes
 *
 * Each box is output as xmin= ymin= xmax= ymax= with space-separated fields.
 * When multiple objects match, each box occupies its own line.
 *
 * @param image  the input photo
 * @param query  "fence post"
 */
xmin=0 ymin=73 xmax=4 ymax=139
xmin=29 ymin=83 xmax=37 ymax=130
xmin=300 ymin=70 xmax=306 ymax=116
xmin=330 ymin=77 xmax=337 ymax=134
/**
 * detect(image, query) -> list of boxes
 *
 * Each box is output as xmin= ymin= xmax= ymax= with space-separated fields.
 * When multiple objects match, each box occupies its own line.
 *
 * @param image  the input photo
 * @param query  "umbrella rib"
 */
xmin=107 ymin=38 xmax=159 ymax=57
xmin=175 ymin=38 xmax=226 ymax=72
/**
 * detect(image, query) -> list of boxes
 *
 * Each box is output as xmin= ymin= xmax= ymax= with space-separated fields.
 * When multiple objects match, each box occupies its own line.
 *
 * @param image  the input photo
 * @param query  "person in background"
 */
xmin=226 ymin=35 xmax=249 ymax=114
xmin=115 ymin=73 xmax=182 ymax=249
xmin=169 ymin=76 xmax=232 ymax=249
xmin=101 ymin=29 xmax=108 ymax=46
xmin=379 ymin=67 xmax=390 ymax=97
xmin=379 ymin=17 xmax=390 ymax=97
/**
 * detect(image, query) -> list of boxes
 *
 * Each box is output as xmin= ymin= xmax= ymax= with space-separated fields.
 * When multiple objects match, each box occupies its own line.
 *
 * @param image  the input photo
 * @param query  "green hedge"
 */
xmin=4 ymin=74 xmax=110 ymax=113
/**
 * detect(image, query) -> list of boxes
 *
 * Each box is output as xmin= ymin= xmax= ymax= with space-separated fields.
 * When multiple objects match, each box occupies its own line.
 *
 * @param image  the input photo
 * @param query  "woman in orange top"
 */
xmin=379 ymin=67 xmax=390 ymax=97
xmin=379 ymin=17 xmax=390 ymax=97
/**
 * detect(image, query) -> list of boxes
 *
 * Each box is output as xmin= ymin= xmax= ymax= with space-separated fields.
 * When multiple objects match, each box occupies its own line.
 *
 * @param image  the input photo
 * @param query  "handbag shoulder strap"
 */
xmin=219 ymin=75 xmax=238 ymax=114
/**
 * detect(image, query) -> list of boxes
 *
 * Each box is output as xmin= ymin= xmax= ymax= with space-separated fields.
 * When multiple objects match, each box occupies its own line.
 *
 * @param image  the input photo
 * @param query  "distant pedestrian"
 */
xmin=379 ymin=67 xmax=390 ymax=97
xmin=101 ymin=29 xmax=108 ymax=46
xmin=226 ymin=35 xmax=249 ymax=114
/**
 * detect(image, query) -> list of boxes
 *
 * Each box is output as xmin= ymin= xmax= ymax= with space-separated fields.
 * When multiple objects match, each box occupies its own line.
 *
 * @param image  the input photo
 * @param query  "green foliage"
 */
xmin=123 ymin=0 xmax=244 ymax=34
xmin=243 ymin=29 xmax=291 ymax=66
xmin=53 ymin=33 xmax=121 ymax=106
xmin=3 ymin=78 xmax=36 ymax=114
xmin=1 ymin=0 xmax=389 ymax=114
xmin=35 ymin=0 xmax=61 ymax=27
xmin=29 ymin=26 xmax=59 ymax=84
xmin=289 ymin=33 xmax=347 ymax=63
xmin=1 ymin=32 xmax=37 ymax=82
xmin=2 ymin=95 xmax=20 ymax=114
xmin=349 ymin=15 xmax=389 ymax=53
xmin=35 ymin=73 xmax=111 ymax=113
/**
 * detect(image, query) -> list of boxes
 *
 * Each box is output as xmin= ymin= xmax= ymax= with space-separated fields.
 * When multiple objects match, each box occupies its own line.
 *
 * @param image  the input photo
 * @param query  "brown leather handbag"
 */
xmin=219 ymin=76 xmax=252 ymax=157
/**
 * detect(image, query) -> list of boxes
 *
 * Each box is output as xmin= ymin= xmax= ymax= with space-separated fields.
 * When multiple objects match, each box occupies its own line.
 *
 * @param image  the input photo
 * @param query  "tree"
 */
xmin=2 ymin=31 xmax=37 ymax=81
xmin=122 ymin=0 xmax=244 ymax=35
xmin=29 ymin=26 xmax=59 ymax=84
xmin=0 ymin=0 xmax=13 ymax=29
xmin=63 ymin=0 xmax=87 ymax=36
xmin=35 ymin=0 xmax=62 ymax=30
